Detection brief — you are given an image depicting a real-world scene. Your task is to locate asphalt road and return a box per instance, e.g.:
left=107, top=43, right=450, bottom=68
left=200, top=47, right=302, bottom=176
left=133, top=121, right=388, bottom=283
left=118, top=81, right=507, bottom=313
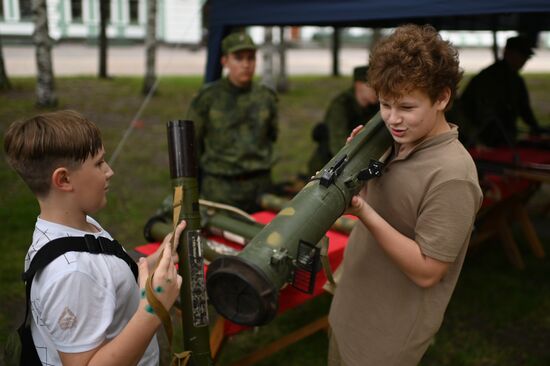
left=4, top=43, right=550, bottom=77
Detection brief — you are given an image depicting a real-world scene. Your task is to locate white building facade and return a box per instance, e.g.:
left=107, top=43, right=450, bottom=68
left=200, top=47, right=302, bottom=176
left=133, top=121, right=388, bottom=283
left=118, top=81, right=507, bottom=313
left=0, top=0, right=203, bottom=43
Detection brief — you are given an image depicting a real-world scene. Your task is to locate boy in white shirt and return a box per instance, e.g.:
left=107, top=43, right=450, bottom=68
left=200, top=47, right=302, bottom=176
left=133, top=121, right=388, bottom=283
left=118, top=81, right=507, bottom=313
left=4, top=110, right=185, bottom=366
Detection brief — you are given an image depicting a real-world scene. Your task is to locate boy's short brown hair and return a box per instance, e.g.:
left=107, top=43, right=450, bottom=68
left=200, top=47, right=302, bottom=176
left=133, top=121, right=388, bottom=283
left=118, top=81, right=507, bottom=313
left=3, top=110, right=103, bottom=198
left=368, top=24, right=462, bottom=110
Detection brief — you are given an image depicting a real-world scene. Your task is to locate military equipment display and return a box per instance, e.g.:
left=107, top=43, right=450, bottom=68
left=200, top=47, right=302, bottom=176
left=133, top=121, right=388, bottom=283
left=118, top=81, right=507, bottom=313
left=144, top=207, right=264, bottom=261
left=206, top=113, right=393, bottom=326
left=166, top=120, right=213, bottom=366
left=259, top=193, right=357, bottom=235
left=147, top=193, right=354, bottom=250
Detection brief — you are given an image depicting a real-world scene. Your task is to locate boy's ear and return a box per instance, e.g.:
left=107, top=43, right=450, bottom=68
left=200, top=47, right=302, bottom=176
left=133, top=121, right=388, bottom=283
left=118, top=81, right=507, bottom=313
left=51, top=167, right=73, bottom=192
left=221, top=55, right=228, bottom=67
left=436, top=87, right=452, bottom=111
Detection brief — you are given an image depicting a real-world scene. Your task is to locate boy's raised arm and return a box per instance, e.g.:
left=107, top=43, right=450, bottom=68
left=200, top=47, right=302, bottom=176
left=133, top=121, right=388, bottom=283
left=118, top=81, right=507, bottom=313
left=60, top=233, right=182, bottom=366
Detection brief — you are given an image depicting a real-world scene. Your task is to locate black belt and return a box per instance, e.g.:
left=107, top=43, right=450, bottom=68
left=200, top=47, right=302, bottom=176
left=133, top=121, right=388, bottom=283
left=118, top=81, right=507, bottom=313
left=206, top=169, right=270, bottom=181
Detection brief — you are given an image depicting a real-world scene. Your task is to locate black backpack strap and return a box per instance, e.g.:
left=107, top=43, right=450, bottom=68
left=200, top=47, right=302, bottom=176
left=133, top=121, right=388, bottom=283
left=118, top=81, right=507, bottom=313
left=22, top=235, right=138, bottom=282
left=18, top=272, right=40, bottom=366
left=19, top=235, right=139, bottom=366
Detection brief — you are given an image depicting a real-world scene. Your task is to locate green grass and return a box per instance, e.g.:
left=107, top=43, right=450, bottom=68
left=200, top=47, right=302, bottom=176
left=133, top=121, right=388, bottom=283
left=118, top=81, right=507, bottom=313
left=1, top=74, right=550, bottom=365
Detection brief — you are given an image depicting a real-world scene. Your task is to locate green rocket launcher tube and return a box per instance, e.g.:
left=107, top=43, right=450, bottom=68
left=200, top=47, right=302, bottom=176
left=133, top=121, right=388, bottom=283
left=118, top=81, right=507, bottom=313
left=206, top=113, right=393, bottom=326
left=167, top=120, right=212, bottom=366
left=259, top=193, right=357, bottom=235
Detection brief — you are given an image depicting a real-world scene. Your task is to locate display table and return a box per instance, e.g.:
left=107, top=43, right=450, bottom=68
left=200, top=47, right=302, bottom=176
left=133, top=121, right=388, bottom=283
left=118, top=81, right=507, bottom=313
left=469, top=146, right=550, bottom=185
left=468, top=147, right=549, bottom=268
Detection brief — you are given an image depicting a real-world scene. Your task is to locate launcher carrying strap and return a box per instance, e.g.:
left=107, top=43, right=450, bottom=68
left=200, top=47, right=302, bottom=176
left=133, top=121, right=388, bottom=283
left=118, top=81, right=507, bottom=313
left=144, top=185, right=192, bottom=366
left=318, top=236, right=335, bottom=286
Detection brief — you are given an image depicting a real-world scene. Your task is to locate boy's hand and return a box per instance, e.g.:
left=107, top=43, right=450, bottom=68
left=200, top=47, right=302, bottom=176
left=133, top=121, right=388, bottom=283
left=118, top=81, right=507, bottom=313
left=345, top=194, right=378, bottom=225
left=138, top=243, right=182, bottom=311
left=162, top=220, right=187, bottom=263
left=345, top=195, right=363, bottom=216
left=148, top=221, right=186, bottom=269
left=345, top=195, right=374, bottom=219
left=346, top=124, right=364, bottom=144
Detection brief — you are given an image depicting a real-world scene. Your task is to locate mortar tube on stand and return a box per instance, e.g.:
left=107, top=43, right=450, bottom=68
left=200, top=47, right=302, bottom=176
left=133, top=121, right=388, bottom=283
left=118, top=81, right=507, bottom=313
left=167, top=120, right=213, bottom=366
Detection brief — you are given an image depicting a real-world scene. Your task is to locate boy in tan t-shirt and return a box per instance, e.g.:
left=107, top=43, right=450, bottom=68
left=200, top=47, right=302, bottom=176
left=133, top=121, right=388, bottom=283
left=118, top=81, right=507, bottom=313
left=328, top=24, right=483, bottom=366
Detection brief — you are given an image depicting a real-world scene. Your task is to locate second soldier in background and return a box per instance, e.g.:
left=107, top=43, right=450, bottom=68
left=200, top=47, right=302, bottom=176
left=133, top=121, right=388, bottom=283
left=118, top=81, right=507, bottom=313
left=308, top=65, right=379, bottom=175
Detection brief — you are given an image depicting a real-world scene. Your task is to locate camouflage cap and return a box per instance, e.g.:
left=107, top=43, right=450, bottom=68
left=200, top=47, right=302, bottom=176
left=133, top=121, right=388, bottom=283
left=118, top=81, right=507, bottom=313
left=353, top=65, right=369, bottom=82
left=222, top=32, right=257, bottom=55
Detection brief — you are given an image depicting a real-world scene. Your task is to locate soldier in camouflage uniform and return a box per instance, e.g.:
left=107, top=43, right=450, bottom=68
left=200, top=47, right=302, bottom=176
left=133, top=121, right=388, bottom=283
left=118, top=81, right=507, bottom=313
left=187, top=32, right=278, bottom=213
left=307, top=65, right=379, bottom=174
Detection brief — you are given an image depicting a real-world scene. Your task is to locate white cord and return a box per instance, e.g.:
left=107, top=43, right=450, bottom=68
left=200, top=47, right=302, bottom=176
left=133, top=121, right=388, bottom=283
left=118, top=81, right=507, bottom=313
left=199, top=199, right=257, bottom=222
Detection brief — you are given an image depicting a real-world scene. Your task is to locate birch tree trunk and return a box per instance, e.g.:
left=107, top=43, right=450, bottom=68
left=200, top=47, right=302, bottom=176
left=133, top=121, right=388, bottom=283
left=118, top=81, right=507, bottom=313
left=276, top=27, right=289, bottom=93
left=142, top=0, right=157, bottom=95
left=0, top=36, right=11, bottom=90
left=369, top=28, right=383, bottom=53
left=262, top=27, right=275, bottom=90
left=33, top=0, right=57, bottom=106
left=331, top=27, right=340, bottom=77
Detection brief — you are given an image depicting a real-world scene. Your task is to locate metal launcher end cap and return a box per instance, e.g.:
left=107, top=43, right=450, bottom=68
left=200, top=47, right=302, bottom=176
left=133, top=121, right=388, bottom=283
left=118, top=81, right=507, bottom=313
left=206, top=256, right=278, bottom=326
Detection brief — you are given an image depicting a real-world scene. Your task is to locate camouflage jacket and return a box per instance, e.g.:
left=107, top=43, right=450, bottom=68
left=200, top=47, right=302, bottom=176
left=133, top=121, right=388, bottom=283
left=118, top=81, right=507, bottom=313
left=187, top=77, right=278, bottom=175
left=326, top=88, right=379, bottom=155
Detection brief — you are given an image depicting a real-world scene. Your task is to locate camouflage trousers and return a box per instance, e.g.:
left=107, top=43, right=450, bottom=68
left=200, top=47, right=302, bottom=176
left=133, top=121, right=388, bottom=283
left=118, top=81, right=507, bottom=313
left=201, top=171, right=273, bottom=213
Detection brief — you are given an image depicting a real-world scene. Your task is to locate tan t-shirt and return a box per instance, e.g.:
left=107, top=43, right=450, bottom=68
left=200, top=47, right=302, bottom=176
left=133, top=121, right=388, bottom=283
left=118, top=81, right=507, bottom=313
left=329, top=125, right=483, bottom=366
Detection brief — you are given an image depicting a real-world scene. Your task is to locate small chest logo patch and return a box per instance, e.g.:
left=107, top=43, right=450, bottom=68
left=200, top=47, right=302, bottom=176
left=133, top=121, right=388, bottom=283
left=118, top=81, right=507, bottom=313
left=58, top=307, right=77, bottom=330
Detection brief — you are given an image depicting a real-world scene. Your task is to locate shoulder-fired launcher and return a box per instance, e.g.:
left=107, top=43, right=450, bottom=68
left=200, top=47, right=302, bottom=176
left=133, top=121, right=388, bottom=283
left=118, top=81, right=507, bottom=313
left=206, top=113, right=393, bottom=326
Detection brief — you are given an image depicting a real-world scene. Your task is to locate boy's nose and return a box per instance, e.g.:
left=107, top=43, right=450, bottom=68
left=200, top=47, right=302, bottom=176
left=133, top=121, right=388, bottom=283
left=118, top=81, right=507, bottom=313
left=105, top=164, right=115, bottom=178
left=386, top=109, right=401, bottom=125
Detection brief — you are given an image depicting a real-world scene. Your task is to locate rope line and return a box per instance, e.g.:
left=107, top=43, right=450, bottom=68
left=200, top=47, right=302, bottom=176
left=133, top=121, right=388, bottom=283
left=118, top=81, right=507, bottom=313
left=108, top=77, right=160, bottom=166
left=108, top=9, right=201, bottom=166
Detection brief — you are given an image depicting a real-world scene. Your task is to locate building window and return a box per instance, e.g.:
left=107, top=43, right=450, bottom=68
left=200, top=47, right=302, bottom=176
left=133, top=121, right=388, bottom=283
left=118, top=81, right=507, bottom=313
left=71, top=0, right=82, bottom=21
left=19, top=0, right=33, bottom=19
left=129, top=0, right=138, bottom=23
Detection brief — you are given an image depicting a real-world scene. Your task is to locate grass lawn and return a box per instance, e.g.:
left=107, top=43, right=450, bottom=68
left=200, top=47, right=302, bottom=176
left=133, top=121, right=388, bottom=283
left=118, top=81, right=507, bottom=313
left=1, top=74, right=550, bottom=365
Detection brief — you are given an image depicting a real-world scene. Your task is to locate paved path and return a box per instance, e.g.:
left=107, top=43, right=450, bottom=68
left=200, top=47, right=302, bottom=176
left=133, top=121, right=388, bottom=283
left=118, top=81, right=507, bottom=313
left=4, top=43, right=550, bottom=77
